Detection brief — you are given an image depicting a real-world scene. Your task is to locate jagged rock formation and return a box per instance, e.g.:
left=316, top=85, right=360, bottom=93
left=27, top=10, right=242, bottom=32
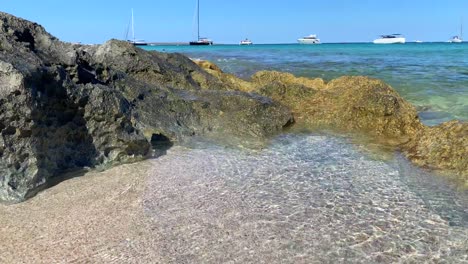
left=0, top=12, right=292, bottom=202
left=0, top=10, right=465, bottom=202
left=195, top=61, right=468, bottom=180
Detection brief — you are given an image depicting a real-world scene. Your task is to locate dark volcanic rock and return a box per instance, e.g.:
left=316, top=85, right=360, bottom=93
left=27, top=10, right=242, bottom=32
left=0, top=14, right=150, bottom=202
left=0, top=12, right=292, bottom=202
left=84, top=40, right=292, bottom=140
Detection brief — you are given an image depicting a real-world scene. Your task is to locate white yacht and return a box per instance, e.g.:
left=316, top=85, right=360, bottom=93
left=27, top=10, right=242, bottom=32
left=297, top=34, right=320, bottom=44
left=448, top=20, right=463, bottom=43
left=373, top=34, right=406, bottom=44
left=240, top=38, right=253, bottom=45
left=448, top=36, right=463, bottom=43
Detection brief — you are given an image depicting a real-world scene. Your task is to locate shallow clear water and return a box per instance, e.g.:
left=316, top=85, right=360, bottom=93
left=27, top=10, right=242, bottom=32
left=143, top=134, right=467, bottom=263
left=140, top=44, right=467, bottom=262
left=144, top=43, right=468, bottom=126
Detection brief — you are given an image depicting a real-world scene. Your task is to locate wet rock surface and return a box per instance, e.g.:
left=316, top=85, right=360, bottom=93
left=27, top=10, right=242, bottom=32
left=0, top=12, right=292, bottom=202
left=404, top=121, right=468, bottom=181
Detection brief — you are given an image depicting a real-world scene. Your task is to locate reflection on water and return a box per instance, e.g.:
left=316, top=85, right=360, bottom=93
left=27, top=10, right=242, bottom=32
left=143, top=134, right=467, bottom=263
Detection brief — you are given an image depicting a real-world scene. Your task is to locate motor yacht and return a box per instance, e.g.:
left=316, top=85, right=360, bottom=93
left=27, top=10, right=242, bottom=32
left=373, top=34, right=406, bottom=44
left=297, top=34, right=320, bottom=44
left=240, top=38, right=253, bottom=45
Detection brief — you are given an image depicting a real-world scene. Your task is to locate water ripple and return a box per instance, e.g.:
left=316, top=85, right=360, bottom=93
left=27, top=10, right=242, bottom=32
left=143, top=134, right=468, bottom=263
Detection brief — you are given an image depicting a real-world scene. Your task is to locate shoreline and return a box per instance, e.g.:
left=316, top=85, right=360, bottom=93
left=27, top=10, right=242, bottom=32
left=1, top=136, right=466, bottom=262
left=0, top=159, right=154, bottom=262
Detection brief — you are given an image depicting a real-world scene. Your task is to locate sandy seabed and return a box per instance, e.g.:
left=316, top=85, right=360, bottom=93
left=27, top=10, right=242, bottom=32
left=1, top=135, right=467, bottom=263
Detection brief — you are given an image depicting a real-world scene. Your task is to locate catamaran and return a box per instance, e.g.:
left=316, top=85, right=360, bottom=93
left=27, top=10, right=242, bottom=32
left=373, top=34, right=406, bottom=44
left=126, top=9, right=148, bottom=46
left=189, top=0, right=213, bottom=45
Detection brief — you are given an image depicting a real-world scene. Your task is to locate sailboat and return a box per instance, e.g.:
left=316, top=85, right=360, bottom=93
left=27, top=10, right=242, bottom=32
left=448, top=19, right=463, bottom=43
left=189, top=0, right=213, bottom=45
left=126, top=9, right=148, bottom=46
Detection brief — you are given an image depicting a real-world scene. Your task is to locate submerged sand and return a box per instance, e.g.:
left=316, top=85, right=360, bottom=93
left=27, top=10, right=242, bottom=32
left=1, top=135, right=467, bottom=263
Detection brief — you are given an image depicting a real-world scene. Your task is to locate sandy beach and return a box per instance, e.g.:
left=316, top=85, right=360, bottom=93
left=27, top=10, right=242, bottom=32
left=0, top=160, right=156, bottom=263
left=1, top=136, right=467, bottom=263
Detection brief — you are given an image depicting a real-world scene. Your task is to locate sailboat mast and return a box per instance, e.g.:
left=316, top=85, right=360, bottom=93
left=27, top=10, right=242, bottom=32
left=461, top=18, right=463, bottom=40
left=132, top=8, right=135, bottom=43
left=197, top=0, right=200, bottom=40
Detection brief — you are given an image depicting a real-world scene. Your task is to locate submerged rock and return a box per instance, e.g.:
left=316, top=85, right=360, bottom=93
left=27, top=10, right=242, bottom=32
left=0, top=12, right=292, bottom=202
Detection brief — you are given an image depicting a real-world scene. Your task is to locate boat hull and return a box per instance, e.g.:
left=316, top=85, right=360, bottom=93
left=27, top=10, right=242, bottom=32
left=240, top=42, right=253, bottom=45
left=297, top=38, right=320, bottom=44
left=449, top=39, right=463, bottom=43
left=373, top=37, right=406, bottom=44
left=189, top=41, right=213, bottom=46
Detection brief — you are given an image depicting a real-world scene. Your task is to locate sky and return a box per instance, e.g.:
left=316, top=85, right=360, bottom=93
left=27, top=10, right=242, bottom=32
left=1, top=0, right=468, bottom=44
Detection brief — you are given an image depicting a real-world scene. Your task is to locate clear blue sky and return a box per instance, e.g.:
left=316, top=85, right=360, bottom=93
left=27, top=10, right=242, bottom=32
left=1, top=0, right=467, bottom=44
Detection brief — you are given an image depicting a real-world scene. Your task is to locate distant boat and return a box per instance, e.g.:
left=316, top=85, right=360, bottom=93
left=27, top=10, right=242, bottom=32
left=126, top=9, right=148, bottom=46
left=448, top=20, right=463, bottom=43
left=297, top=34, right=320, bottom=44
left=448, top=36, right=462, bottom=43
left=240, top=38, right=253, bottom=45
left=415, top=40, right=423, bottom=43
left=373, top=34, right=406, bottom=44
left=189, top=0, right=213, bottom=46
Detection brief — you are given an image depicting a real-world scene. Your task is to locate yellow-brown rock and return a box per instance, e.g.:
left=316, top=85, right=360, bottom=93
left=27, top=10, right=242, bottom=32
left=194, top=60, right=256, bottom=92
left=404, top=121, right=468, bottom=181
left=248, top=73, right=423, bottom=144
left=195, top=60, right=467, bottom=179
left=305, top=76, right=423, bottom=142
left=194, top=60, right=223, bottom=73
left=251, top=71, right=326, bottom=90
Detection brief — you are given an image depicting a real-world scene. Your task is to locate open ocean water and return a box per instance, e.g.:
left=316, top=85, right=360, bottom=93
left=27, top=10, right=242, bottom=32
left=144, top=43, right=468, bottom=126
left=139, top=43, right=468, bottom=262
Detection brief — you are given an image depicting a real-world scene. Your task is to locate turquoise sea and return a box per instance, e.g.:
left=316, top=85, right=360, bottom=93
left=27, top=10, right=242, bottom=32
left=139, top=43, right=468, bottom=261
left=144, top=43, right=468, bottom=126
